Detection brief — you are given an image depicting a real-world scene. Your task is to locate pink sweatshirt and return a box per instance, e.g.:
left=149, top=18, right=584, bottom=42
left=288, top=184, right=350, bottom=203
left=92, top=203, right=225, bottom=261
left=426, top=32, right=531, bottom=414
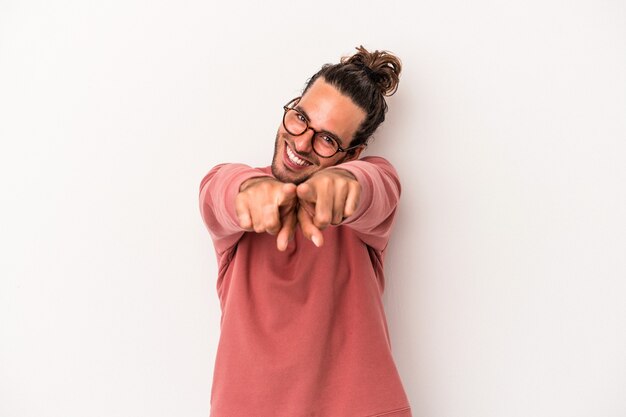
left=199, top=156, right=412, bottom=417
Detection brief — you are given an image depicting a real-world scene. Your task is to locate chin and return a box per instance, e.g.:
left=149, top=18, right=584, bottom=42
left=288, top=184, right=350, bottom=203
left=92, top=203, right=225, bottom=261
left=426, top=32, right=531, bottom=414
left=271, top=132, right=318, bottom=184
left=271, top=162, right=313, bottom=185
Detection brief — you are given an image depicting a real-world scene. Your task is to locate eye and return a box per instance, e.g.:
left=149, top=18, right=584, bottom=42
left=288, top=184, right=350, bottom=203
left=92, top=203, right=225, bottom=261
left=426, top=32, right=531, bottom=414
left=321, top=135, right=337, bottom=145
left=296, top=113, right=306, bottom=123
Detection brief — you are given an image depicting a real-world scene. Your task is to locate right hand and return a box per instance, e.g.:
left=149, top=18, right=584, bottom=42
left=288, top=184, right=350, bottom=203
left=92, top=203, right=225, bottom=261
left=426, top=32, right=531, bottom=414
left=235, top=177, right=298, bottom=251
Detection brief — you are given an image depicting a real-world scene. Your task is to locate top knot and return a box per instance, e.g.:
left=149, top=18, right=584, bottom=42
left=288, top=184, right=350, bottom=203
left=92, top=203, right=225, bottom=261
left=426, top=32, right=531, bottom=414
left=341, top=45, right=402, bottom=96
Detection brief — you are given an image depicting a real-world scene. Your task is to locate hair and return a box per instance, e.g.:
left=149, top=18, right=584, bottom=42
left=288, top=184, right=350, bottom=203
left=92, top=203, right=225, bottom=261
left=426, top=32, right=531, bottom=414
left=302, top=45, right=402, bottom=149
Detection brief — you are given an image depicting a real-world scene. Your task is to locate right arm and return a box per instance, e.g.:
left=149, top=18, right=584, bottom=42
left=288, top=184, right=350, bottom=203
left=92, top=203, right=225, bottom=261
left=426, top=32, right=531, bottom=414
left=199, top=163, right=298, bottom=256
left=198, top=163, right=272, bottom=256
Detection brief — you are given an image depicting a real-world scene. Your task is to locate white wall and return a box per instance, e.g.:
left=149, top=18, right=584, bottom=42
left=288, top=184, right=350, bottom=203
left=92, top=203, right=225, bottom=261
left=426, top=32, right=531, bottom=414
left=1, top=1, right=624, bottom=416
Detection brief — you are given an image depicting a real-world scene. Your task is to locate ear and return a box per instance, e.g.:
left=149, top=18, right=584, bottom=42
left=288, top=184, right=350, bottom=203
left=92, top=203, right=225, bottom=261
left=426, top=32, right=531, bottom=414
left=342, top=145, right=364, bottom=162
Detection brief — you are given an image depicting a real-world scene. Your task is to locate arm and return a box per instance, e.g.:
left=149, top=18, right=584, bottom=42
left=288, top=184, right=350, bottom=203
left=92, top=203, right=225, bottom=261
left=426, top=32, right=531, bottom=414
left=198, top=163, right=272, bottom=256
left=199, top=163, right=299, bottom=255
left=338, top=156, right=401, bottom=251
left=296, top=156, right=401, bottom=251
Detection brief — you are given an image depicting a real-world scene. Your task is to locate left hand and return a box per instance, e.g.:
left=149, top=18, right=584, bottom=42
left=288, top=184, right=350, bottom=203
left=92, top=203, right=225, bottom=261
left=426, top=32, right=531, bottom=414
left=296, top=168, right=361, bottom=247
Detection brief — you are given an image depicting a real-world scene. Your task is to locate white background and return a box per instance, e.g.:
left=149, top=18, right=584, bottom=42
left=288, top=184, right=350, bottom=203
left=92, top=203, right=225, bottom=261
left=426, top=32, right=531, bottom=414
left=1, top=1, right=625, bottom=416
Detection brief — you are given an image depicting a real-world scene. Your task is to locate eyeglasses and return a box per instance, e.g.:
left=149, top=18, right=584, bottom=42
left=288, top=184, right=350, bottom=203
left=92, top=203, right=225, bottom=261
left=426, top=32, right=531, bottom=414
left=282, top=97, right=364, bottom=158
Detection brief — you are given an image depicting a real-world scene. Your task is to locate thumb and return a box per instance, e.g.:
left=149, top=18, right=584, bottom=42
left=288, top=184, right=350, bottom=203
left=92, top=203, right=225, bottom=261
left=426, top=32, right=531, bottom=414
left=277, top=182, right=297, bottom=206
left=296, top=182, right=317, bottom=204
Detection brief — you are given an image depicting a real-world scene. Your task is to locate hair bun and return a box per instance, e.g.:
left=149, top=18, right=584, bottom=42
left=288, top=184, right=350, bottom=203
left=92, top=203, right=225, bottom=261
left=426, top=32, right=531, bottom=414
left=342, top=45, right=402, bottom=96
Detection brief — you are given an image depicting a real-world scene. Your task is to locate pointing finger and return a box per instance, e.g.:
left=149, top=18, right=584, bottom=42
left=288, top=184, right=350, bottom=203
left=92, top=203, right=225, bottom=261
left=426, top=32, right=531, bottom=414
left=297, top=205, right=324, bottom=248
left=276, top=208, right=297, bottom=251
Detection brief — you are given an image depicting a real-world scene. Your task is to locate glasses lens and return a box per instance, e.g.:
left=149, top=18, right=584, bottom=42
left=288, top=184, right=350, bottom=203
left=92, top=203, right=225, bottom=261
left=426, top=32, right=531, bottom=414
left=284, top=109, right=307, bottom=136
left=312, top=133, right=339, bottom=157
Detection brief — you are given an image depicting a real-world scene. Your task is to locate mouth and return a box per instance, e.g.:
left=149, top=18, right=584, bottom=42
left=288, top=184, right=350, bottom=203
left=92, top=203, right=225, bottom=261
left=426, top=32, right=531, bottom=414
left=283, top=142, right=313, bottom=169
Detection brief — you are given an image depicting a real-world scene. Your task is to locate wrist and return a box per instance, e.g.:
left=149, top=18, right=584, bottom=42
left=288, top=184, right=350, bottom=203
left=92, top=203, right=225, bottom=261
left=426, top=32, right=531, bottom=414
left=320, top=167, right=357, bottom=181
left=239, top=176, right=274, bottom=192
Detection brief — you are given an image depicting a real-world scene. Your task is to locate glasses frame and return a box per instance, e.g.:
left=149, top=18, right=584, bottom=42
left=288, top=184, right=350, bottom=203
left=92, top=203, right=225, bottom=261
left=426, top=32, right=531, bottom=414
left=282, top=97, right=365, bottom=159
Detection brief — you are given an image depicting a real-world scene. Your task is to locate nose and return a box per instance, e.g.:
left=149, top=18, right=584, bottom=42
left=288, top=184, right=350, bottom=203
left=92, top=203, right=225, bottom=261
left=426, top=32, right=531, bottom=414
left=293, top=128, right=314, bottom=154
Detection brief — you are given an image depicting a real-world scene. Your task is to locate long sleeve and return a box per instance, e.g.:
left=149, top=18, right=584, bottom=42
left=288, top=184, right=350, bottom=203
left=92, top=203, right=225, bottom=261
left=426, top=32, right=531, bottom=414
left=335, top=156, right=401, bottom=251
left=202, top=158, right=412, bottom=417
left=199, top=163, right=272, bottom=257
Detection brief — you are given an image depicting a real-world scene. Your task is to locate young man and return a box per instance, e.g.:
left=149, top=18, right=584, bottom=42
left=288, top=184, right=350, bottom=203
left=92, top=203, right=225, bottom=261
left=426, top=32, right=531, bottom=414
left=199, top=46, right=412, bottom=417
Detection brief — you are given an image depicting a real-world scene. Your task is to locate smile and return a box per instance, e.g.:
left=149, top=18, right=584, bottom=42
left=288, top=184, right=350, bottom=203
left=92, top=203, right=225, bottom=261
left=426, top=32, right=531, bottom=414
left=285, top=144, right=312, bottom=168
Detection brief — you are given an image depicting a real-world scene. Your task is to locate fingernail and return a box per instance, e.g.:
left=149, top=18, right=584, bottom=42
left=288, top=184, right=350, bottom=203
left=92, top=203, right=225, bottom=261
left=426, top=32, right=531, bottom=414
left=312, top=235, right=321, bottom=247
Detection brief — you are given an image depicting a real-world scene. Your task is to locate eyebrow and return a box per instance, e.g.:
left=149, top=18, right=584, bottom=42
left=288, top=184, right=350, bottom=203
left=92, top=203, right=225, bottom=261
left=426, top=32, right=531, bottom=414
left=295, top=104, right=345, bottom=146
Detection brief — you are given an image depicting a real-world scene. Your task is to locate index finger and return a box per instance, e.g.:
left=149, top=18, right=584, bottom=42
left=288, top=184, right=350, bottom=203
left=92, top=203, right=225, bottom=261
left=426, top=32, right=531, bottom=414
left=297, top=205, right=324, bottom=247
left=276, top=208, right=297, bottom=251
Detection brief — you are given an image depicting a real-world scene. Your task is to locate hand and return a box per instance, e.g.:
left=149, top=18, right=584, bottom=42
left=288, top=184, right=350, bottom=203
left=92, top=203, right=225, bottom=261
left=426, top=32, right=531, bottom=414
left=236, top=177, right=298, bottom=251
left=296, top=168, right=361, bottom=247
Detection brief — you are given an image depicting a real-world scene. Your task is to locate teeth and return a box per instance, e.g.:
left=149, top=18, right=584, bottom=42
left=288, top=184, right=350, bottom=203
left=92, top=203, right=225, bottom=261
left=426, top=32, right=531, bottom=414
left=286, top=146, right=310, bottom=166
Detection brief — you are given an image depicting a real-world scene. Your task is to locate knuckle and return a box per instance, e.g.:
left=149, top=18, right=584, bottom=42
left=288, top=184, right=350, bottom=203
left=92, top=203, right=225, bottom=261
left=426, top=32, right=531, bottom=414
left=253, top=181, right=270, bottom=194
left=235, top=193, right=246, bottom=206
left=318, top=176, right=331, bottom=188
left=315, top=215, right=331, bottom=227
left=266, top=219, right=279, bottom=231
left=262, top=203, right=275, bottom=214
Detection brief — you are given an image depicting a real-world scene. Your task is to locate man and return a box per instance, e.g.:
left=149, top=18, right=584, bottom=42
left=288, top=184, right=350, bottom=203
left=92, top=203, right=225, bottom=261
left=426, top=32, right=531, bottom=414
left=199, top=46, right=411, bottom=417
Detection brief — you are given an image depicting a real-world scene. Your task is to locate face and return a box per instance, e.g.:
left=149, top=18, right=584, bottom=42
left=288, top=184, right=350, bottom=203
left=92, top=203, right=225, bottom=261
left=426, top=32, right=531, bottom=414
left=271, top=78, right=367, bottom=184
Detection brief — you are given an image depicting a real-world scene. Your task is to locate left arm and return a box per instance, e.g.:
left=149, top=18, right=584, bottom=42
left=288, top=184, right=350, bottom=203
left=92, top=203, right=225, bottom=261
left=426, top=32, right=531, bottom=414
left=296, top=156, right=401, bottom=251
